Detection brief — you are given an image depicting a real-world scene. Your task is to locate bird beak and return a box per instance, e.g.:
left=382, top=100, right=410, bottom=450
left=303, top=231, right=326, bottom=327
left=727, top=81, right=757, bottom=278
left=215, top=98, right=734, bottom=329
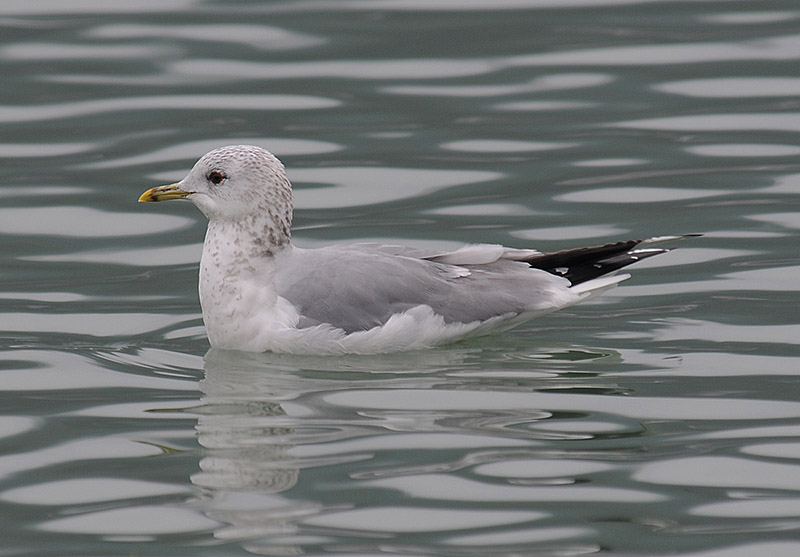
left=138, top=183, right=193, bottom=203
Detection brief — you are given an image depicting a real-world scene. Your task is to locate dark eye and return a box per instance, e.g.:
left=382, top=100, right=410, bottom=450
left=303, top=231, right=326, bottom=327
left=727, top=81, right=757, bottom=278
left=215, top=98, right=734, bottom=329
left=208, top=170, right=226, bottom=185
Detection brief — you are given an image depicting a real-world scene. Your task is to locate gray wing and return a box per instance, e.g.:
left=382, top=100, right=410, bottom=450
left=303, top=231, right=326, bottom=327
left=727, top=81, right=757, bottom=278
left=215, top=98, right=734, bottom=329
left=278, top=245, right=568, bottom=334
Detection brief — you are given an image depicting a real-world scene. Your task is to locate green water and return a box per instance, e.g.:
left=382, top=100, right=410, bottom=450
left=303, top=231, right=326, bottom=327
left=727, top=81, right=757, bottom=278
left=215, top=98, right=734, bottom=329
left=1, top=1, right=800, bottom=555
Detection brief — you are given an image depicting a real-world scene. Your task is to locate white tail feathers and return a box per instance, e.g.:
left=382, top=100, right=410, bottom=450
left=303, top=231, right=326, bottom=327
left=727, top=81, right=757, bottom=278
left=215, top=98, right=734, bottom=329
left=570, top=273, right=630, bottom=297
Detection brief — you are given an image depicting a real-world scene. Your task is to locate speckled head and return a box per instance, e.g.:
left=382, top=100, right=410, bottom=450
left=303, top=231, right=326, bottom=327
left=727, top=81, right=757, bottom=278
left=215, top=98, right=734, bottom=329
left=138, top=144, right=295, bottom=248
left=179, top=145, right=293, bottom=226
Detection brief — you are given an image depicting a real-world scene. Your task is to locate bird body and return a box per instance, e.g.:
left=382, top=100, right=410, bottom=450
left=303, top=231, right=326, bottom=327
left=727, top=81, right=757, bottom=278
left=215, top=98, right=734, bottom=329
left=139, top=145, right=691, bottom=355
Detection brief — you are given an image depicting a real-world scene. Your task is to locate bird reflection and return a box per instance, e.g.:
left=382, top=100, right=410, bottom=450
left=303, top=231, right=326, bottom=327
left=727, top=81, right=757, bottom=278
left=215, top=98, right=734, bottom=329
left=191, top=350, right=306, bottom=547
left=190, top=347, right=475, bottom=552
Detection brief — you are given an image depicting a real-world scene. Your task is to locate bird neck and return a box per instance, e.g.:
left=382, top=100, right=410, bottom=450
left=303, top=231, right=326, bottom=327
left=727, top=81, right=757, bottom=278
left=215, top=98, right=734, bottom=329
left=201, top=218, right=291, bottom=282
left=198, top=219, right=293, bottom=348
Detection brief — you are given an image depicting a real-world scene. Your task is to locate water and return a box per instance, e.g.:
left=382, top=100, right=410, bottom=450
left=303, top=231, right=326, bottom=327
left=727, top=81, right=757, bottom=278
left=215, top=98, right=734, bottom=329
left=1, top=1, right=799, bottom=555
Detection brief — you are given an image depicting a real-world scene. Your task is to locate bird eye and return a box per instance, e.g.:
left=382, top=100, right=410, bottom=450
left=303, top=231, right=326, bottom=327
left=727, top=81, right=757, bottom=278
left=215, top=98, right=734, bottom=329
left=208, top=171, right=226, bottom=185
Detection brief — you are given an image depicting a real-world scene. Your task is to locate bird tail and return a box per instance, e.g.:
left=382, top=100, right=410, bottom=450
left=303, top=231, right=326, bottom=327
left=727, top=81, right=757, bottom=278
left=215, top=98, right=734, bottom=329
left=523, top=234, right=700, bottom=286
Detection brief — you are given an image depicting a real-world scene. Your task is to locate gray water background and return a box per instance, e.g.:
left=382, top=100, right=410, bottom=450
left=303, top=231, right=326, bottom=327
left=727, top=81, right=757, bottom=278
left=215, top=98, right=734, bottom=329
left=1, top=1, right=800, bottom=555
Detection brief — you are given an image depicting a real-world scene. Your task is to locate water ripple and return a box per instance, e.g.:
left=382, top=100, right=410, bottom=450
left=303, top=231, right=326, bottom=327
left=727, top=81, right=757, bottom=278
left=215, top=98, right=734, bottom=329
left=703, top=10, right=800, bottom=25
left=364, top=473, right=666, bottom=503
left=511, top=224, right=628, bottom=241
left=442, top=139, right=577, bottom=153
left=0, top=94, right=340, bottom=123
left=39, top=506, right=219, bottom=535
left=324, top=389, right=800, bottom=420
left=1, top=42, right=173, bottom=60
left=0, top=434, right=161, bottom=481
left=384, top=72, right=614, bottom=97
left=495, top=100, right=597, bottom=111
left=693, top=499, right=800, bottom=519
left=634, top=456, right=800, bottom=490
left=84, top=138, right=343, bottom=170
left=0, top=416, right=40, bottom=441
left=555, top=186, right=730, bottom=203
left=290, top=167, right=504, bottom=209
left=652, top=318, right=800, bottom=346
left=0, top=142, right=98, bottom=157
left=0, top=206, right=193, bottom=237
left=302, top=506, right=546, bottom=533
left=0, top=350, right=195, bottom=391
left=1, top=478, right=190, bottom=505
left=686, top=144, right=800, bottom=157
left=656, top=77, right=800, bottom=98
left=510, top=33, right=800, bottom=66
left=21, top=244, right=203, bottom=266
left=85, top=23, right=325, bottom=51
left=742, top=443, right=800, bottom=459
left=613, top=112, right=800, bottom=132
left=0, top=1, right=194, bottom=15
left=474, top=458, right=614, bottom=478
left=445, top=526, right=596, bottom=547
left=276, top=0, right=699, bottom=11
left=170, top=57, right=500, bottom=81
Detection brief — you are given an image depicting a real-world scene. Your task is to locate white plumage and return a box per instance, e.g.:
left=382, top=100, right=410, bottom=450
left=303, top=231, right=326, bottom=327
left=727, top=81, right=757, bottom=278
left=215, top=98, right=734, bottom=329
left=139, top=145, right=689, bottom=355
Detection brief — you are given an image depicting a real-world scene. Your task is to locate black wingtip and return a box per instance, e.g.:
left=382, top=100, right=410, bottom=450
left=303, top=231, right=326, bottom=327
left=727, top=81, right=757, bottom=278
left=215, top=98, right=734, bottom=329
left=525, top=234, right=699, bottom=286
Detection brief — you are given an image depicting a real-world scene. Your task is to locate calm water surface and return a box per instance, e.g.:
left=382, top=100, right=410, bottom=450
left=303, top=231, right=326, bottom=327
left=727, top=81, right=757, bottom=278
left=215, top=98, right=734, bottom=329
left=1, top=1, right=800, bottom=555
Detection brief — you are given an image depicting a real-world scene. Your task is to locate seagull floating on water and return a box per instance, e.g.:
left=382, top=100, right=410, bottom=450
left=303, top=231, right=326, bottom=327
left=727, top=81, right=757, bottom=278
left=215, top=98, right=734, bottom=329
left=139, top=144, right=694, bottom=355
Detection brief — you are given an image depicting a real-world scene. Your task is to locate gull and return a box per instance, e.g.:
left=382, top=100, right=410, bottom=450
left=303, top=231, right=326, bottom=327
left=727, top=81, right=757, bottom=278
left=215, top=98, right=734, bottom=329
left=139, top=144, right=693, bottom=355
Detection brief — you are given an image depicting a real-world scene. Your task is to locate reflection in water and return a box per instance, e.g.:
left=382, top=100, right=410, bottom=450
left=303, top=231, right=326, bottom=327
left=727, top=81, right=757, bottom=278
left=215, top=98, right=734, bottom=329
left=189, top=347, right=636, bottom=553
left=192, top=348, right=527, bottom=550
left=194, top=350, right=306, bottom=546
left=190, top=342, right=800, bottom=554
left=193, top=349, right=477, bottom=549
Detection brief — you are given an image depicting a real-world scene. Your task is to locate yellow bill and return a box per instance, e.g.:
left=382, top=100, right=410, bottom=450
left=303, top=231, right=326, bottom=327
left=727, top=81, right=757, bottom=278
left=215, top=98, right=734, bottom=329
left=138, top=183, right=193, bottom=203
